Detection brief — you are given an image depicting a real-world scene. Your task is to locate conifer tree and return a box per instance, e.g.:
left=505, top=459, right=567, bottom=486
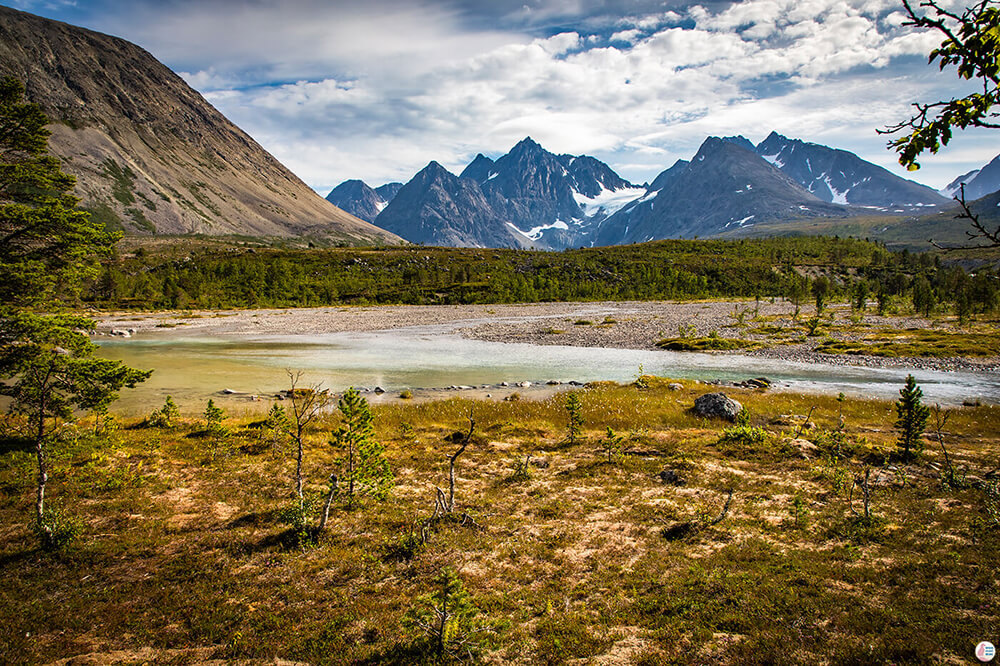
left=895, top=375, right=930, bottom=460
left=330, top=388, right=393, bottom=502
left=405, top=567, right=483, bottom=660
left=0, top=77, right=149, bottom=547
left=565, top=392, right=584, bottom=445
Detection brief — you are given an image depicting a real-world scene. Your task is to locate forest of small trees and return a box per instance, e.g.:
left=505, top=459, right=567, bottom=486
left=82, top=237, right=999, bottom=319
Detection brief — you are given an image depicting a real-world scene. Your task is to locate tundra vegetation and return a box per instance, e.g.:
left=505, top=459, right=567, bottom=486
left=1, top=377, right=997, bottom=663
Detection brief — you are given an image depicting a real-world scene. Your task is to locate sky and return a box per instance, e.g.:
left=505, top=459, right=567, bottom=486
left=3, top=0, right=997, bottom=194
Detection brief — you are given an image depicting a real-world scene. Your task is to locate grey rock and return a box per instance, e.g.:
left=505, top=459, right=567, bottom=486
left=693, top=392, right=743, bottom=421
left=667, top=383, right=683, bottom=391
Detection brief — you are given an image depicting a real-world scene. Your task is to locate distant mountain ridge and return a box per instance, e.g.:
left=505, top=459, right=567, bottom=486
left=332, top=132, right=967, bottom=250
left=754, top=132, right=947, bottom=209
left=325, top=180, right=402, bottom=223
left=363, top=137, right=644, bottom=249
left=373, top=161, right=532, bottom=248
left=596, top=137, right=849, bottom=245
left=0, top=5, right=400, bottom=244
left=941, top=153, right=1000, bottom=201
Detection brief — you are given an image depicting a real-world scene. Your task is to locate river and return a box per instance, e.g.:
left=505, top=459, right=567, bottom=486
left=94, top=326, right=1000, bottom=415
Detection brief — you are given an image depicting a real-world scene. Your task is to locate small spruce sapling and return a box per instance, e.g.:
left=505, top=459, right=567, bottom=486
left=895, top=374, right=929, bottom=460
left=565, top=392, right=584, bottom=445
left=261, top=403, right=290, bottom=456
left=337, top=387, right=393, bottom=502
left=321, top=388, right=393, bottom=527
left=204, top=399, right=226, bottom=436
left=405, top=567, right=484, bottom=661
left=601, top=426, right=625, bottom=464
left=146, top=395, right=180, bottom=428
left=203, top=399, right=229, bottom=462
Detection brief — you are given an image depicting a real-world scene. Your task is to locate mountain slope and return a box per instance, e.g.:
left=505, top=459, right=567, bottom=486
left=325, top=179, right=397, bottom=223
left=952, top=154, right=1000, bottom=201
left=597, top=138, right=848, bottom=245
left=755, top=131, right=946, bottom=209
left=374, top=162, right=533, bottom=249
left=0, top=5, right=399, bottom=244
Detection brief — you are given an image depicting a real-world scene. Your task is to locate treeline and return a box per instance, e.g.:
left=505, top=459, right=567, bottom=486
left=81, top=237, right=998, bottom=316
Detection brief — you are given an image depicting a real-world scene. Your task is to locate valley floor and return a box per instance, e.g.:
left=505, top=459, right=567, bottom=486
left=96, top=299, right=1000, bottom=374
left=1, top=380, right=997, bottom=664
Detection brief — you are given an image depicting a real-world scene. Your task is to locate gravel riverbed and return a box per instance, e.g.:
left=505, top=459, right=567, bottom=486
left=96, top=300, right=999, bottom=375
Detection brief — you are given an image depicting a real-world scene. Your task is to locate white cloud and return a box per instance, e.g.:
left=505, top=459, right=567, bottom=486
left=91, top=0, right=998, bottom=190
left=609, top=29, right=643, bottom=43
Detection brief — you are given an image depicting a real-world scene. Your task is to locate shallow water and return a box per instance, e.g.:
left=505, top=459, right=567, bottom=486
left=94, top=327, right=1000, bottom=415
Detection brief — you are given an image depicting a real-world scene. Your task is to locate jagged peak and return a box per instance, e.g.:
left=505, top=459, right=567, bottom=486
left=510, top=136, right=545, bottom=155
left=421, top=160, right=453, bottom=177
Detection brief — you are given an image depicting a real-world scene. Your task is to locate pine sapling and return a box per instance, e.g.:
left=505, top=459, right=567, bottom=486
left=322, top=388, right=393, bottom=527
left=405, top=567, right=483, bottom=661
left=895, top=374, right=929, bottom=460
left=565, top=392, right=583, bottom=445
left=601, top=426, right=625, bottom=464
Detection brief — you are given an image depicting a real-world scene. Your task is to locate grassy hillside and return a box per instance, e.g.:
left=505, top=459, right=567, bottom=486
left=1, top=380, right=997, bottom=663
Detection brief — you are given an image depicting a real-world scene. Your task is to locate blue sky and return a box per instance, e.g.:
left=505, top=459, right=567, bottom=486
left=3, top=0, right=996, bottom=193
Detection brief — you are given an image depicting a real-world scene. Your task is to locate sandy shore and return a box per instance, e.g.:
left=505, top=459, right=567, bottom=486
left=96, top=300, right=1000, bottom=374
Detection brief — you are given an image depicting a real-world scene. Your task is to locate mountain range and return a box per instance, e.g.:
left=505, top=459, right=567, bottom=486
left=0, top=5, right=400, bottom=245
left=333, top=132, right=984, bottom=250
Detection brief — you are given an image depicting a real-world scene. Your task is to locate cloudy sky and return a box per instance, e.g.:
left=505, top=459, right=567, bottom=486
left=3, top=0, right=996, bottom=193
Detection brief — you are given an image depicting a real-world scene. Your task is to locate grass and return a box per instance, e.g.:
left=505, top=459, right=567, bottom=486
left=656, top=336, right=761, bottom=351
left=816, top=327, right=1000, bottom=358
left=1, top=382, right=998, bottom=664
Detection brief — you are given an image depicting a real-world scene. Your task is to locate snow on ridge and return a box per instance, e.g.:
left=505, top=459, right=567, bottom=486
left=507, top=219, right=570, bottom=241
left=375, top=199, right=389, bottom=214
left=823, top=176, right=850, bottom=205
left=940, top=169, right=979, bottom=198
left=487, top=172, right=499, bottom=181
left=573, top=184, right=646, bottom=218
left=761, top=153, right=784, bottom=168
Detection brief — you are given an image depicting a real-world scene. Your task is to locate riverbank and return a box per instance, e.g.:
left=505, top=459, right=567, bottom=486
left=96, top=300, right=1000, bottom=374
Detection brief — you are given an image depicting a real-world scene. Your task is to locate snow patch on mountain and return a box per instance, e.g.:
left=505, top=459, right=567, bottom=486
left=760, top=154, right=784, bottom=168
left=823, top=176, right=849, bottom=205
left=725, top=214, right=755, bottom=228
left=573, top=185, right=646, bottom=217
left=507, top=219, right=570, bottom=241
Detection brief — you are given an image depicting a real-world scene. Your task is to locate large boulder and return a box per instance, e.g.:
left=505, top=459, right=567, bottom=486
left=693, top=392, right=743, bottom=422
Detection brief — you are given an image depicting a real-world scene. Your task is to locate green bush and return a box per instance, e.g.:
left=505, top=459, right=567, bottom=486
left=35, top=504, right=82, bottom=551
